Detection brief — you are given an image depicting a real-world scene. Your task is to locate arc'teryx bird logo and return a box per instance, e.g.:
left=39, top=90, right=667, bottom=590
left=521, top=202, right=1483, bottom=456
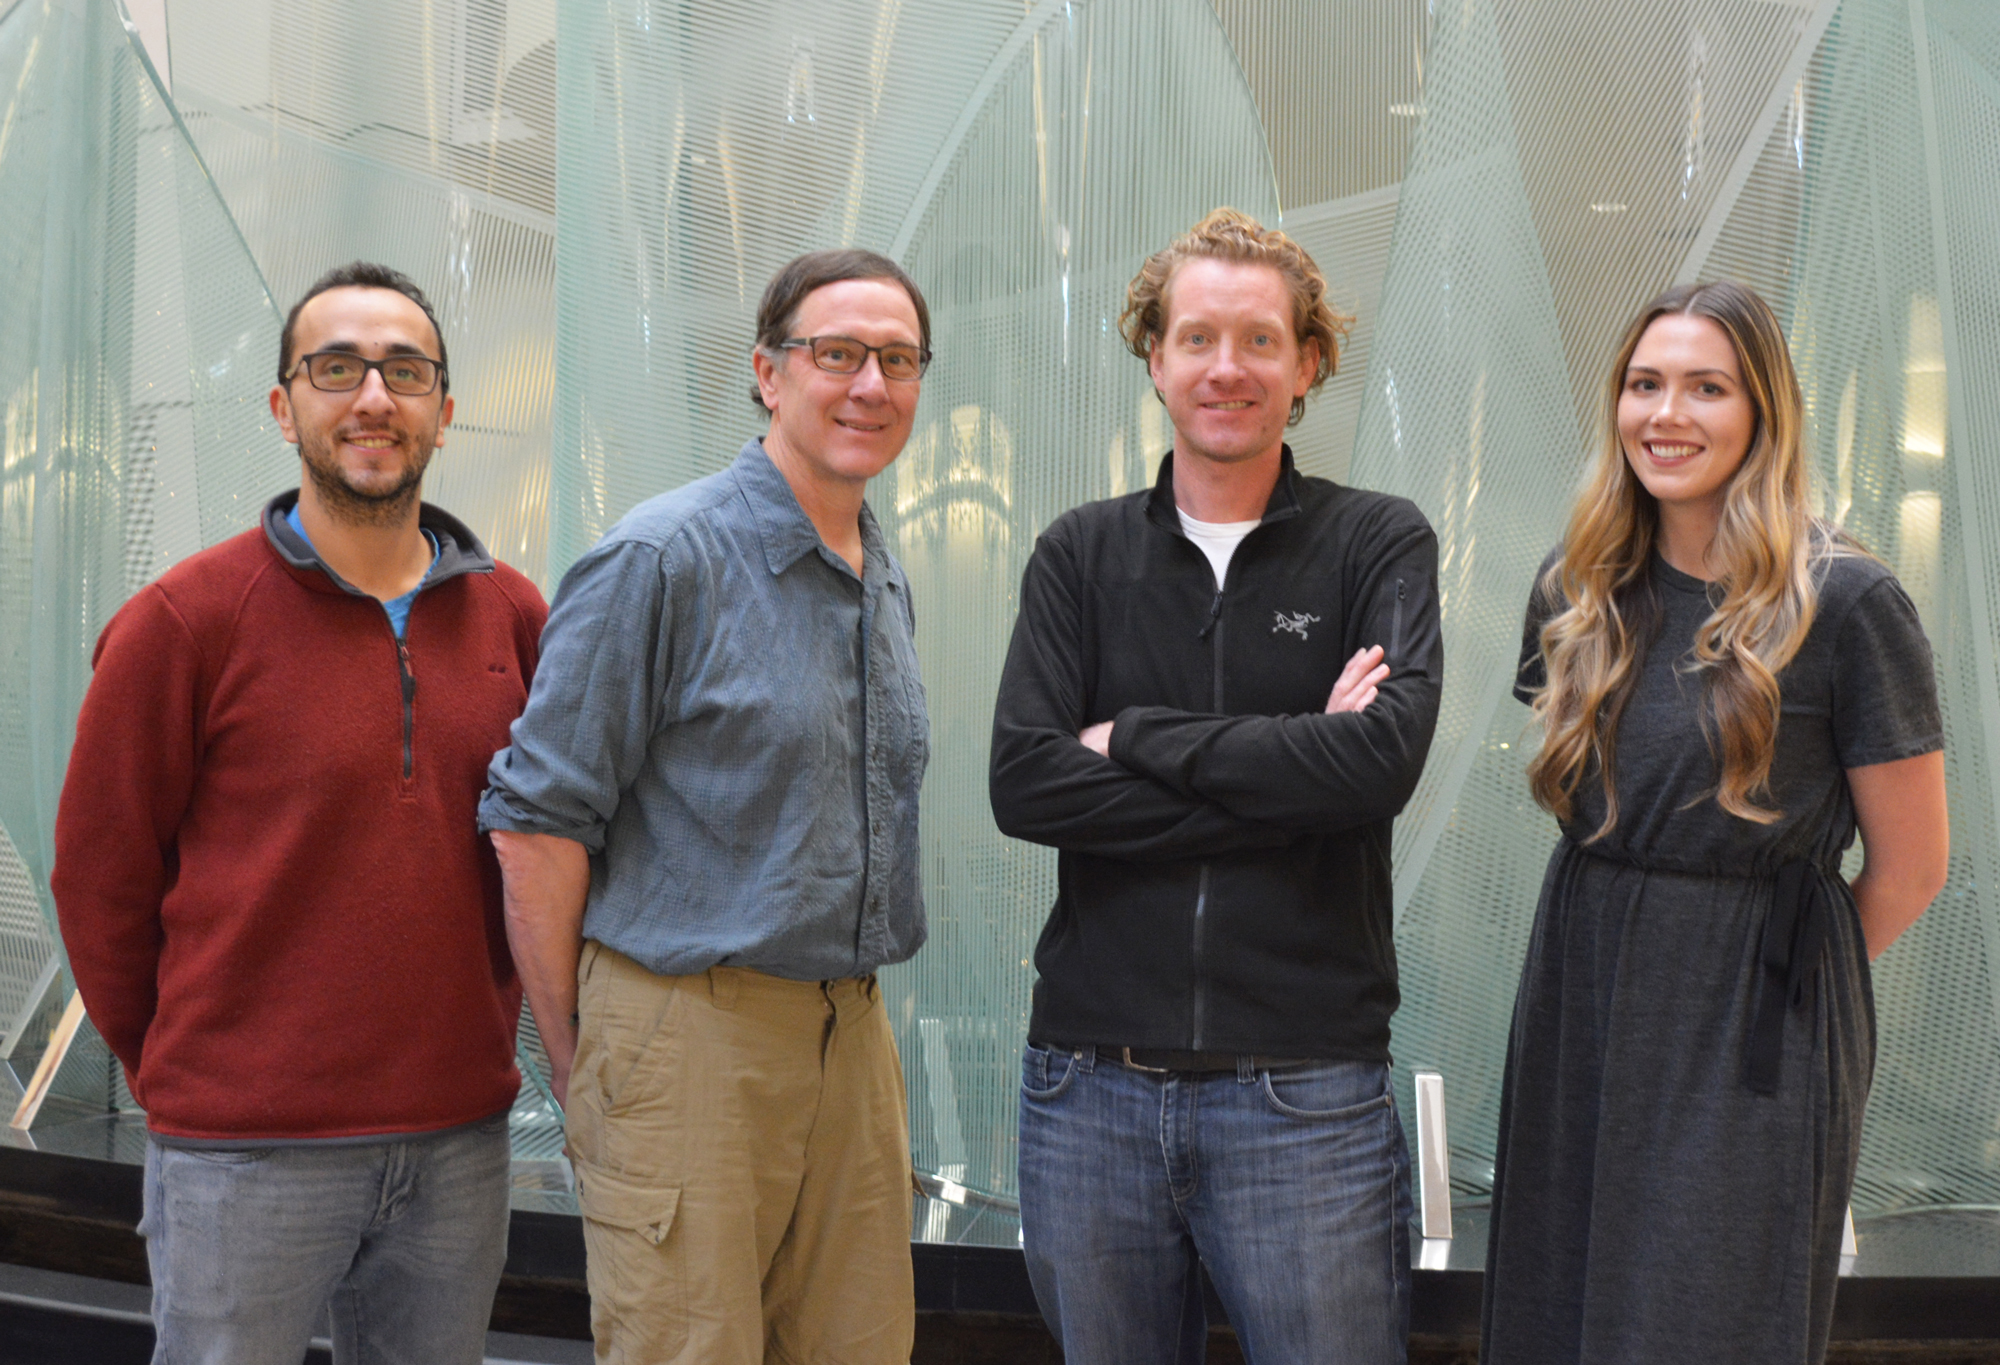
left=1272, top=611, right=1322, bottom=641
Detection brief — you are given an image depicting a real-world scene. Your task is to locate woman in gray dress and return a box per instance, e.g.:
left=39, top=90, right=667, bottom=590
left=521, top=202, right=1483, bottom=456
left=1482, top=281, right=1950, bottom=1364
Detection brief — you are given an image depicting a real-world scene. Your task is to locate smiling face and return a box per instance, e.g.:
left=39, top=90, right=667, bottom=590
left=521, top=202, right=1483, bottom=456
left=753, top=277, right=923, bottom=497
left=1148, top=257, right=1318, bottom=477
left=269, top=285, right=453, bottom=524
left=1617, top=312, right=1757, bottom=527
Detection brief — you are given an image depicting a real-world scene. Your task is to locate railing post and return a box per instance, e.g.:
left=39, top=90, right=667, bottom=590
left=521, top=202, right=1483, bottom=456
left=1413, top=1070, right=1453, bottom=1268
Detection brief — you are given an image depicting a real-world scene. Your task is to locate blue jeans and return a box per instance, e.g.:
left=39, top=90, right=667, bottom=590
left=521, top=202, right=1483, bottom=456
left=141, top=1116, right=511, bottom=1365
left=1018, top=1045, right=1412, bottom=1365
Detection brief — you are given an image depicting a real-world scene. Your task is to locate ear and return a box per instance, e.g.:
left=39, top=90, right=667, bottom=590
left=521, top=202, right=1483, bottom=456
left=752, top=347, right=784, bottom=414
left=434, top=393, right=455, bottom=448
left=270, top=383, right=299, bottom=444
left=1147, top=340, right=1165, bottom=393
left=1293, top=337, right=1320, bottom=398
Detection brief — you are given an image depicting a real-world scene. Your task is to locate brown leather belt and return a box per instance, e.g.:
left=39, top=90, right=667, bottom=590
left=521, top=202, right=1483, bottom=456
left=1113, top=1047, right=1312, bottom=1074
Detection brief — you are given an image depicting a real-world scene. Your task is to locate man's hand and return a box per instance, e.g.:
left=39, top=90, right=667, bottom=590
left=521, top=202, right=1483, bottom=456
left=1079, top=720, right=1114, bottom=756
left=1327, top=645, right=1389, bottom=714
left=490, top=830, right=591, bottom=1107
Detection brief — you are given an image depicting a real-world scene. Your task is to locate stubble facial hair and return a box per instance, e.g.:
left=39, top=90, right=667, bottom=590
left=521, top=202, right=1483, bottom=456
left=298, top=428, right=433, bottom=527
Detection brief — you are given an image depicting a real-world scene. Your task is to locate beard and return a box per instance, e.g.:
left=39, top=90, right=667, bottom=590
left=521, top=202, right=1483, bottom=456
left=297, top=427, right=434, bottom=526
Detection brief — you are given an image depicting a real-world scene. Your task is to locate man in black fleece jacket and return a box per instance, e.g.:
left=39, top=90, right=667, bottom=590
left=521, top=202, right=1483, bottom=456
left=990, top=209, right=1442, bottom=1364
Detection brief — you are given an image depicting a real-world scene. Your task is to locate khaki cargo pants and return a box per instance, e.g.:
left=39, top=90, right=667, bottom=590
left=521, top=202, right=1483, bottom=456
left=565, top=943, right=915, bottom=1365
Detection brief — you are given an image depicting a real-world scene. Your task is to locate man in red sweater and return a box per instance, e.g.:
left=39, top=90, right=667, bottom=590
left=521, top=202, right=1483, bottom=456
left=52, top=263, right=547, bottom=1365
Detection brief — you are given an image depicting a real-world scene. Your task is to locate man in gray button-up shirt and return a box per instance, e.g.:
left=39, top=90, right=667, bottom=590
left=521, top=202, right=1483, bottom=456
left=479, top=249, right=931, bottom=1364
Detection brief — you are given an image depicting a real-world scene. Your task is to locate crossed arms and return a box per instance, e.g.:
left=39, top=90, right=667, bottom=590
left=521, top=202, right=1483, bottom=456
left=989, top=518, right=1443, bottom=860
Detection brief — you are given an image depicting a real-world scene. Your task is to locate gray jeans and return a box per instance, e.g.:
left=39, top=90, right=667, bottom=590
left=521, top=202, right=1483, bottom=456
left=140, top=1116, right=511, bottom=1365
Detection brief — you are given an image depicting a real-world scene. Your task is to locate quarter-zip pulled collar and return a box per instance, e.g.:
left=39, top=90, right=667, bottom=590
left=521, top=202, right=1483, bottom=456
left=261, top=490, right=496, bottom=599
left=262, top=490, right=490, bottom=789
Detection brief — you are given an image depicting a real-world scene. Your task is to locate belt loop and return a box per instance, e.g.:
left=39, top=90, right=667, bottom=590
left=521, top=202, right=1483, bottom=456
left=708, top=967, right=738, bottom=1010
left=863, top=973, right=879, bottom=1003
left=1237, top=1055, right=1255, bottom=1084
left=1077, top=1045, right=1097, bottom=1075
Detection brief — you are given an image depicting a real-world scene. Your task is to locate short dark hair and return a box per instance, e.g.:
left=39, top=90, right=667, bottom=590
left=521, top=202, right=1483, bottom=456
left=750, top=249, right=930, bottom=409
left=278, top=262, right=450, bottom=394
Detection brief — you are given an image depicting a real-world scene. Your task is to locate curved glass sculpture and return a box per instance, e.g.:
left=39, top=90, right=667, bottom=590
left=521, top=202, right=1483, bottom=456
left=5, top=0, right=1997, bottom=1252
left=0, top=0, right=279, bottom=1099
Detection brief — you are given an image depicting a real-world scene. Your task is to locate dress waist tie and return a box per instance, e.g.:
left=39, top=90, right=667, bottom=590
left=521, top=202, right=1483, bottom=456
left=1743, top=859, right=1836, bottom=1096
left=1559, top=840, right=1835, bottom=1097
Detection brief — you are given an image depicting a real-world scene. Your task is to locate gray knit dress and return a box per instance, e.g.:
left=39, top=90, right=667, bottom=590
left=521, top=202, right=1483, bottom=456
left=1480, top=548, right=1943, bottom=1365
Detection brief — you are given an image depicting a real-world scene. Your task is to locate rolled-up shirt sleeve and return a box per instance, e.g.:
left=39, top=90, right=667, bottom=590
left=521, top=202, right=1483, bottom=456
left=479, top=538, right=674, bottom=852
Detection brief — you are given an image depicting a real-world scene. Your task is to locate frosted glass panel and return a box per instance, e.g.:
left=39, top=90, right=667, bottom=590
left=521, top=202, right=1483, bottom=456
left=163, top=0, right=558, bottom=584
left=1341, top=0, right=1584, bottom=1199
left=0, top=0, right=282, bottom=1091
left=1811, top=0, right=2000, bottom=1217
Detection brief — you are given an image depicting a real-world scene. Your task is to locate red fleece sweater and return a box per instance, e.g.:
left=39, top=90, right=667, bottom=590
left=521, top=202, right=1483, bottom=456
left=53, top=502, right=546, bottom=1141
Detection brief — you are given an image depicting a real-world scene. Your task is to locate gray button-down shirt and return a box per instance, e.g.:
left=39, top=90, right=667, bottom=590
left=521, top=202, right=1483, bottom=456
left=478, top=440, right=928, bottom=980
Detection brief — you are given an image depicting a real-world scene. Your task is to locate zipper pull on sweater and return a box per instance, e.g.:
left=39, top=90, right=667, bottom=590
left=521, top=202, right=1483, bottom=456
left=1198, top=590, right=1223, bottom=641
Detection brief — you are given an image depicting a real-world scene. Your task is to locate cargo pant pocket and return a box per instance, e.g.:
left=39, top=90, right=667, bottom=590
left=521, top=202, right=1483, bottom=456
left=575, top=1161, right=685, bottom=1363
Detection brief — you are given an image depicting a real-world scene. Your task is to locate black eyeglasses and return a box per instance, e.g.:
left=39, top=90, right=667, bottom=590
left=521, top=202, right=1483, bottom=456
left=778, top=336, right=930, bottom=382
left=287, top=351, right=446, bottom=396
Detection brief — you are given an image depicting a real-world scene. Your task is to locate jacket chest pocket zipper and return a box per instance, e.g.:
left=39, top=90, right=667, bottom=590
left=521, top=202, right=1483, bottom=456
left=1389, top=578, right=1406, bottom=663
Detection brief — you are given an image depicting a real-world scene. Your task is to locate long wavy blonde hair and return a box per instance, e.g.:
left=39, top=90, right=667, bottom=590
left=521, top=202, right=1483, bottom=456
left=1527, top=280, right=1848, bottom=836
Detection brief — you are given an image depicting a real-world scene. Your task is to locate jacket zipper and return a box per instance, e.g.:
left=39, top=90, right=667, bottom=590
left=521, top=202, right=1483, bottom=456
left=1390, top=577, right=1406, bottom=662
left=1191, top=866, right=1211, bottom=1048
left=1192, top=586, right=1226, bottom=1050
left=396, top=640, right=417, bottom=780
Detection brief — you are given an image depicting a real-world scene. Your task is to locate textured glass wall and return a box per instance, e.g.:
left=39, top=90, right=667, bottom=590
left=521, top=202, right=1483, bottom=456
left=162, top=0, right=558, bottom=584
left=1373, top=0, right=2000, bottom=1234
left=4, top=0, right=1997, bottom=1256
left=1783, top=0, right=2000, bottom=1222
left=1209, top=0, right=1427, bottom=485
left=556, top=0, right=1278, bottom=1241
left=0, top=0, right=280, bottom=1107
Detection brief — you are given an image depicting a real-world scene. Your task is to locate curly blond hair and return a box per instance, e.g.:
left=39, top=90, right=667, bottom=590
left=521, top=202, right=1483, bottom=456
left=1119, top=208, right=1351, bottom=424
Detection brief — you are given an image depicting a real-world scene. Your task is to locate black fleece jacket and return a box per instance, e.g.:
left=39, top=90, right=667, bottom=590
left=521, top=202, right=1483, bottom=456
left=989, top=448, right=1442, bottom=1058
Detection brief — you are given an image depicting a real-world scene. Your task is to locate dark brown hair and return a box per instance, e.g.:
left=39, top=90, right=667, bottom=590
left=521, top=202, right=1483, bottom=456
left=278, top=262, right=448, bottom=393
left=750, top=249, right=931, bottom=408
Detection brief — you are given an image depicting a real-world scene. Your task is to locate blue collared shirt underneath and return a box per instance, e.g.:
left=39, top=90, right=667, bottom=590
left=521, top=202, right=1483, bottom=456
left=478, top=439, right=929, bottom=980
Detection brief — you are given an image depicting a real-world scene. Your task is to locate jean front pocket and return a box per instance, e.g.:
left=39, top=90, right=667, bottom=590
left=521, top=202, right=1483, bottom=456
left=1020, top=1043, right=1081, bottom=1103
left=1258, top=1062, right=1393, bottom=1122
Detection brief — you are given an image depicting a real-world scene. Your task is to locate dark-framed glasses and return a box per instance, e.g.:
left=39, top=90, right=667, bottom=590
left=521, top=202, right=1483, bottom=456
left=288, top=351, right=446, bottom=396
left=778, top=335, right=930, bottom=382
